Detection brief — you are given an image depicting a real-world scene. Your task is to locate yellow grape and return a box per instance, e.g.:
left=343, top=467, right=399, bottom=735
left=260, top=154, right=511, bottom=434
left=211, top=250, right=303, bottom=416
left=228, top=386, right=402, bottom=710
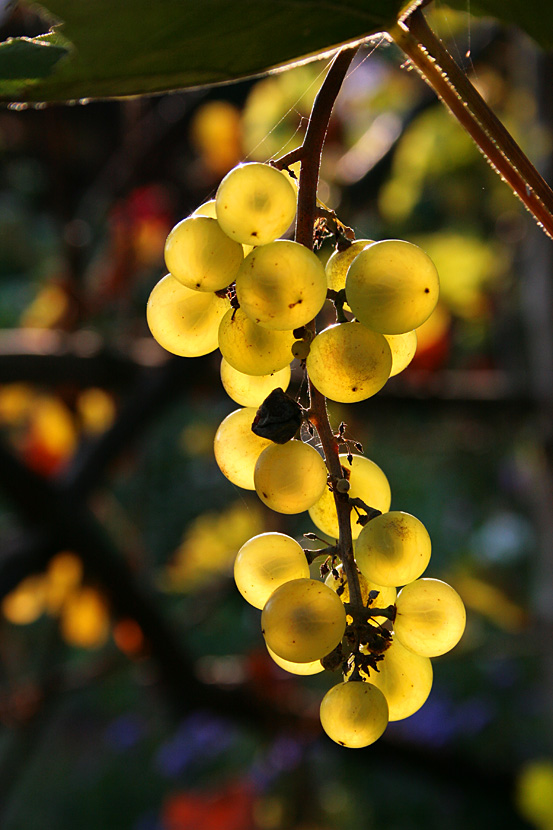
left=325, top=239, right=373, bottom=293
left=219, top=357, right=291, bottom=407
left=236, top=240, right=327, bottom=330
left=261, top=577, right=346, bottom=663
left=216, top=162, right=297, bottom=246
left=325, top=564, right=396, bottom=621
left=367, top=637, right=432, bottom=721
left=164, top=216, right=244, bottom=292
left=147, top=274, right=230, bottom=357
left=319, top=681, right=389, bottom=748
left=355, top=511, right=431, bottom=588
left=193, top=200, right=253, bottom=256
left=218, top=307, right=295, bottom=376
left=308, top=453, right=391, bottom=541
left=345, top=239, right=439, bottom=334
left=394, top=578, right=466, bottom=657
left=254, top=440, right=328, bottom=514
left=192, top=199, right=217, bottom=218
left=305, top=323, right=392, bottom=403
left=213, top=407, right=272, bottom=490
left=384, top=331, right=417, bottom=377
left=234, top=532, right=310, bottom=609
left=266, top=645, right=324, bottom=676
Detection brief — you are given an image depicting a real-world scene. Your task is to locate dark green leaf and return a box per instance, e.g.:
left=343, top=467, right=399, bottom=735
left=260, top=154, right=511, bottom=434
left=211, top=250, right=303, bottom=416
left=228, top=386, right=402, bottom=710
left=445, top=0, right=552, bottom=51
left=1, top=0, right=406, bottom=103
left=0, top=32, right=68, bottom=97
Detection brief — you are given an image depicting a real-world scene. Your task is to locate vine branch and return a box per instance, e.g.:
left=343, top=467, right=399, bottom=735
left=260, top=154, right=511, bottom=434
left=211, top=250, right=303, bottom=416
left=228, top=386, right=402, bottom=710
left=391, top=7, right=553, bottom=240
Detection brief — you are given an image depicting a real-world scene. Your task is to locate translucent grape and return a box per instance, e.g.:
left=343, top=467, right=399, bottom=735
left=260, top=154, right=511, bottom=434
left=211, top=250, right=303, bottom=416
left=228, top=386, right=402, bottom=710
left=147, top=274, right=230, bottom=357
left=234, top=532, right=309, bottom=609
left=213, top=407, right=272, bottom=490
left=193, top=200, right=253, bottom=256
left=261, top=577, right=346, bottom=663
left=220, top=358, right=291, bottom=407
left=325, top=564, right=396, bottom=621
left=218, top=308, right=295, bottom=376
left=367, top=637, right=432, bottom=721
left=356, top=511, right=431, bottom=588
left=216, top=162, right=297, bottom=246
left=345, top=239, right=439, bottom=334
left=394, top=578, right=466, bottom=657
left=308, top=453, right=391, bottom=541
left=325, top=239, right=373, bottom=293
left=236, top=240, right=327, bottom=330
left=306, top=323, right=392, bottom=403
left=267, top=645, right=324, bottom=676
left=384, top=330, right=417, bottom=377
left=319, top=681, right=389, bottom=748
left=164, top=216, right=243, bottom=292
left=254, top=440, right=328, bottom=514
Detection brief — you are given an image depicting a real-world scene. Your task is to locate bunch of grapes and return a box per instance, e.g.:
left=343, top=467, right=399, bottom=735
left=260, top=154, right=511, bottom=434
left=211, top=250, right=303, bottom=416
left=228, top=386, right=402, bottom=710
left=147, top=160, right=466, bottom=748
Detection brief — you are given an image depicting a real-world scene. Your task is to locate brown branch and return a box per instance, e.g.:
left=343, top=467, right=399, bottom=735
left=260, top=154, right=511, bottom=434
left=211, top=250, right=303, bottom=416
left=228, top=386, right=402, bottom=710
left=391, top=8, right=553, bottom=240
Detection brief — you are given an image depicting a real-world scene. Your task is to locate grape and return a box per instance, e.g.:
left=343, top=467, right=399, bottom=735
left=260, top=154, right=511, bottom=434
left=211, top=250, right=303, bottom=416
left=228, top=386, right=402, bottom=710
left=218, top=307, right=295, bottom=376
left=325, top=564, right=396, bottom=621
left=355, top=511, right=431, bottom=588
left=306, top=323, right=391, bottom=403
left=394, top=578, right=466, bottom=657
left=308, top=453, right=391, bottom=541
left=147, top=274, right=230, bottom=357
left=220, top=358, right=291, bottom=407
left=325, top=239, right=373, bottom=293
left=345, top=239, right=439, bottom=334
left=192, top=199, right=217, bottom=218
left=164, top=216, right=244, bottom=292
left=213, top=407, right=272, bottom=490
left=234, top=532, right=310, bottom=609
left=266, top=645, right=324, bottom=676
left=367, top=637, right=432, bottom=721
left=236, top=240, right=327, bottom=330
left=319, top=681, right=389, bottom=748
left=254, top=440, right=328, bottom=514
left=261, top=577, right=346, bottom=663
left=216, top=162, right=297, bottom=246
left=384, top=330, right=417, bottom=377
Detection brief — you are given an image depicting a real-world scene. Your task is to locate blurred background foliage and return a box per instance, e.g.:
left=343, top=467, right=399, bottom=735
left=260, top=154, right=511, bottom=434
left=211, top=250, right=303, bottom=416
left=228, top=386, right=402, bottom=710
left=0, top=3, right=552, bottom=829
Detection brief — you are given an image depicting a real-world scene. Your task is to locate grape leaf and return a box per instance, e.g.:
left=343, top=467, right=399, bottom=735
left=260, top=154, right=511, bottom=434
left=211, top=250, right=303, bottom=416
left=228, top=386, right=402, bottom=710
left=444, top=0, right=552, bottom=50
left=0, top=32, right=68, bottom=97
left=0, top=0, right=406, bottom=103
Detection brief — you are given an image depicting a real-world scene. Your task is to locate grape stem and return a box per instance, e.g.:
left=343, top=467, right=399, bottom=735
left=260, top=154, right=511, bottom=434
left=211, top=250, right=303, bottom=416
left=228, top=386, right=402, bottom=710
left=390, top=7, right=553, bottom=240
left=275, top=46, right=366, bottom=621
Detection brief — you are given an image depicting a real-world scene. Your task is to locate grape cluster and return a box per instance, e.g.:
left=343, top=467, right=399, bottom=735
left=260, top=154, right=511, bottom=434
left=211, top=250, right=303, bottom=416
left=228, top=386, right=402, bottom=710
left=147, top=161, right=466, bottom=749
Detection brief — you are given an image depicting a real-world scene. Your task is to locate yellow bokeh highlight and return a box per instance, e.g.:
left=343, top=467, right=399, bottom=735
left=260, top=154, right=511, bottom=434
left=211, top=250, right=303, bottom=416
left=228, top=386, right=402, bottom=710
left=517, top=759, right=553, bottom=830
left=190, top=100, right=242, bottom=175
left=28, top=396, right=77, bottom=461
left=77, top=388, right=116, bottom=434
left=20, top=283, right=71, bottom=329
left=2, top=575, right=47, bottom=624
left=60, top=586, right=110, bottom=649
left=166, top=501, right=264, bottom=591
left=0, top=383, right=35, bottom=425
left=454, top=573, right=527, bottom=632
left=45, top=552, right=83, bottom=615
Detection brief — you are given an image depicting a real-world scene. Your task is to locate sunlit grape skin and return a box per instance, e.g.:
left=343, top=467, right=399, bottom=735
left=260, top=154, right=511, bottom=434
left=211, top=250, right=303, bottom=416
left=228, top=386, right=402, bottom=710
left=236, top=240, right=327, bottom=330
left=308, top=453, right=391, bottom=541
left=216, top=162, right=297, bottom=246
left=219, top=358, right=291, bottom=407
left=319, top=681, right=389, bottom=748
left=213, top=407, right=272, bottom=490
left=306, top=323, right=392, bottom=403
left=164, top=215, right=243, bottom=292
left=355, top=511, right=432, bottom=588
left=266, top=645, right=324, bottom=676
left=147, top=274, right=230, bottom=357
left=345, top=239, right=439, bottom=334
left=262, top=578, right=346, bottom=664
left=218, top=307, right=295, bottom=376
left=325, top=238, right=373, bottom=294
left=234, top=532, right=310, bottom=609
left=394, top=578, right=466, bottom=657
left=254, top=440, right=328, bottom=514
left=367, top=637, right=433, bottom=721
left=384, top=330, right=418, bottom=377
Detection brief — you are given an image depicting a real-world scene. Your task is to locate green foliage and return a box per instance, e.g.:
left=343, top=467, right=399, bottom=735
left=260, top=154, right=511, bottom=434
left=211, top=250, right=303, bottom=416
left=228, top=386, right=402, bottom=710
left=0, top=0, right=405, bottom=102
left=445, top=0, right=553, bottom=50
